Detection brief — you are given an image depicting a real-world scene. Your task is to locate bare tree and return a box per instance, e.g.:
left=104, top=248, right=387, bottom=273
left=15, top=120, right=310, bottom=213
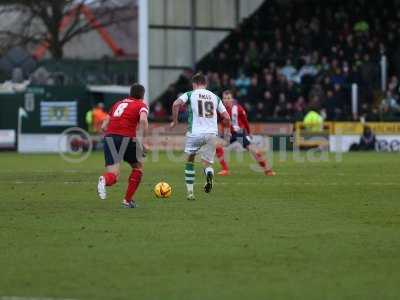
left=0, top=0, right=135, bottom=59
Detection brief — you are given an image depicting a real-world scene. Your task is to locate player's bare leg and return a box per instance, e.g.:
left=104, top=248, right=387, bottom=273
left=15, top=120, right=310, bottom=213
left=98, top=163, right=120, bottom=200
left=185, top=154, right=196, bottom=200
left=216, top=145, right=230, bottom=176
left=247, top=144, right=276, bottom=176
left=122, top=162, right=143, bottom=208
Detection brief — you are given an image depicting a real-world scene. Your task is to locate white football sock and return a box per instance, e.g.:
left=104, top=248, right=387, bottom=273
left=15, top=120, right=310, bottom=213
left=204, top=166, right=214, bottom=175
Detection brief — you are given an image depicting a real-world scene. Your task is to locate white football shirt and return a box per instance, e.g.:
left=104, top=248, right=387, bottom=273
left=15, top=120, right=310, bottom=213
left=179, top=89, right=227, bottom=135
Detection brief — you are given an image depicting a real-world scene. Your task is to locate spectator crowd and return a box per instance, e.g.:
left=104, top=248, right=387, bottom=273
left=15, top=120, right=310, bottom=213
left=153, top=0, right=400, bottom=122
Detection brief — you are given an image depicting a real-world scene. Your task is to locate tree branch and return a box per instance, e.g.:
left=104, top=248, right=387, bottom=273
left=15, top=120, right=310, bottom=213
left=0, top=0, right=135, bottom=58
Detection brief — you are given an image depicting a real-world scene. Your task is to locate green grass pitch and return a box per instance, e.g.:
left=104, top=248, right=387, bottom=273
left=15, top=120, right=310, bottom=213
left=1, top=151, right=400, bottom=300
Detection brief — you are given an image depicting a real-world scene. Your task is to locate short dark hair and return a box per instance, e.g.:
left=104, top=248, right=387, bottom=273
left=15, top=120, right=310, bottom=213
left=191, top=72, right=207, bottom=85
left=130, top=83, right=145, bottom=99
left=223, top=90, right=232, bottom=97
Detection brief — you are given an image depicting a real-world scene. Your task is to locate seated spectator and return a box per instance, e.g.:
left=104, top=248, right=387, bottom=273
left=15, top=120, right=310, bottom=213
left=285, top=102, right=295, bottom=120
left=260, top=41, right=271, bottom=65
left=280, top=59, right=297, bottom=82
left=274, top=93, right=289, bottom=119
left=217, top=52, right=230, bottom=73
left=349, top=126, right=376, bottom=151
left=380, top=91, right=400, bottom=120
left=322, top=75, right=332, bottom=91
left=320, top=56, right=331, bottom=72
left=263, top=72, right=275, bottom=92
left=220, top=73, right=233, bottom=92
left=360, top=54, right=376, bottom=87
left=331, top=68, right=346, bottom=86
left=243, top=102, right=255, bottom=120
left=275, top=73, right=289, bottom=95
left=207, top=72, right=221, bottom=93
left=247, top=40, right=259, bottom=69
left=235, top=71, right=251, bottom=97
left=387, top=76, right=399, bottom=94
left=359, top=103, right=379, bottom=122
left=247, top=75, right=263, bottom=102
left=286, top=80, right=300, bottom=102
left=324, top=90, right=340, bottom=120
left=333, top=83, right=346, bottom=115
left=254, top=102, right=268, bottom=121
left=293, top=96, right=306, bottom=120
left=296, top=58, right=318, bottom=84
left=354, top=19, right=369, bottom=33
left=263, top=90, right=275, bottom=115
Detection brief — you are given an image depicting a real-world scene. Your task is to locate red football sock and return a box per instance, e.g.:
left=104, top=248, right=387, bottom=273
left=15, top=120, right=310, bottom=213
left=124, top=169, right=143, bottom=202
left=103, top=172, right=117, bottom=186
left=216, top=146, right=229, bottom=171
left=255, top=151, right=268, bottom=170
left=258, top=160, right=267, bottom=169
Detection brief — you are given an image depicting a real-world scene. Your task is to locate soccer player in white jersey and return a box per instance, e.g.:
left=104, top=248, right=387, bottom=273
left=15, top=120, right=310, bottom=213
left=170, top=73, right=231, bottom=200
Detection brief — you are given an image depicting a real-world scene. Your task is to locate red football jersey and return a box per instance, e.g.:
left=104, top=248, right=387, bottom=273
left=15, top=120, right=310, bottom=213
left=226, top=103, right=250, bottom=134
left=106, top=97, right=148, bottom=138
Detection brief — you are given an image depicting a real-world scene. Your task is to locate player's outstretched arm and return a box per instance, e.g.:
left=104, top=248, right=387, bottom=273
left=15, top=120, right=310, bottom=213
left=170, top=99, right=184, bottom=128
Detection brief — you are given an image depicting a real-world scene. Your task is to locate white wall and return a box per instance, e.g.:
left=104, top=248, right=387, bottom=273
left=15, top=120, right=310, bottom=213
left=195, top=0, right=236, bottom=28
left=149, top=29, right=192, bottom=67
left=195, top=31, right=227, bottom=61
left=150, top=0, right=191, bottom=26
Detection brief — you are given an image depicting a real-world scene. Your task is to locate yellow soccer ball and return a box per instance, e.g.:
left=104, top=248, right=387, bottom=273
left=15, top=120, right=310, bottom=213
left=154, top=182, right=172, bottom=198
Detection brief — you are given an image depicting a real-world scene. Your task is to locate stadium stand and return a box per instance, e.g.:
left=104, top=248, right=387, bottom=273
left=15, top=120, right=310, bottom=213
left=154, top=0, right=400, bottom=122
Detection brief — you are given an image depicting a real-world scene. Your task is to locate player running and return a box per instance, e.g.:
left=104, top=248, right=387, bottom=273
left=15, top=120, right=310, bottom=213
left=170, top=73, right=231, bottom=200
left=97, top=83, right=149, bottom=208
left=216, top=90, right=276, bottom=176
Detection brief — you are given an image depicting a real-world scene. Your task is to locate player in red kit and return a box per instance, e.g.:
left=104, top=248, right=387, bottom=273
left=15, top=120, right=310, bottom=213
left=216, top=90, right=276, bottom=176
left=97, top=83, right=149, bottom=208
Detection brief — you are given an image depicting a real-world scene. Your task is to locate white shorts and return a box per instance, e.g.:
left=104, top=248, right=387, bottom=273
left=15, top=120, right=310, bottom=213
left=184, top=133, right=217, bottom=163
